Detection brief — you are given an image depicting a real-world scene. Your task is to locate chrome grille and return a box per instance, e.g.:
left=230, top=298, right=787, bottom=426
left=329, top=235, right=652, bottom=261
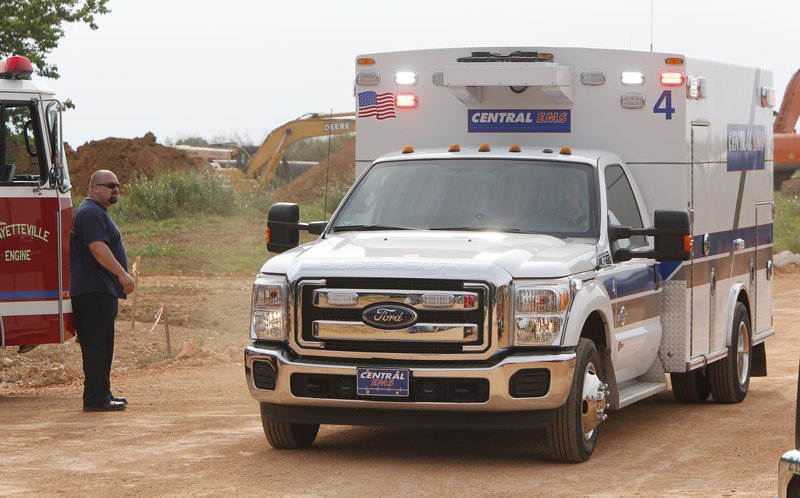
left=296, top=278, right=490, bottom=354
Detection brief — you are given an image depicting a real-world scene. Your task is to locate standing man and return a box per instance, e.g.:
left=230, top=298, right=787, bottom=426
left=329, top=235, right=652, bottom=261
left=70, top=170, right=135, bottom=412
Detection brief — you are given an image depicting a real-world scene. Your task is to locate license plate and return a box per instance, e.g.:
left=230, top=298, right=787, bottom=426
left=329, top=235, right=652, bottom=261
left=357, top=368, right=410, bottom=397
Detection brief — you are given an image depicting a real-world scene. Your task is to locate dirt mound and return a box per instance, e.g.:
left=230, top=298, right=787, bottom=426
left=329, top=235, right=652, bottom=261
left=66, top=132, right=210, bottom=192
left=274, top=137, right=355, bottom=202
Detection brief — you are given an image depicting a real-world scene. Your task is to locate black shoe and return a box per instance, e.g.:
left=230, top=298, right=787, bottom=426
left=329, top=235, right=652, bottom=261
left=83, top=401, right=126, bottom=412
left=111, top=395, right=128, bottom=405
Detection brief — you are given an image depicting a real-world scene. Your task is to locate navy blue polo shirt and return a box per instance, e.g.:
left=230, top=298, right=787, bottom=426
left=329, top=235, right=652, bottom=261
left=70, top=198, right=129, bottom=299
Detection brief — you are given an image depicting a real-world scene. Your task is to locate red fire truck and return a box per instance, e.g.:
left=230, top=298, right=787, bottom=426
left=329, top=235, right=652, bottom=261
left=0, top=55, right=74, bottom=352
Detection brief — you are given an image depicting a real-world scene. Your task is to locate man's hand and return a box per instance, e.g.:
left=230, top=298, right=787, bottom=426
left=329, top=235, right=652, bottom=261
left=118, top=272, right=135, bottom=294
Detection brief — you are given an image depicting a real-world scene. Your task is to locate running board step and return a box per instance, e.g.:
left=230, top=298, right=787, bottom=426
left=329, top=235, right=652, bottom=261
left=616, top=381, right=667, bottom=408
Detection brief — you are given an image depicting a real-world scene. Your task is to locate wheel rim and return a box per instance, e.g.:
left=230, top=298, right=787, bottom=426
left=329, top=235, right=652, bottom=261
left=580, top=361, right=607, bottom=441
left=736, top=321, right=750, bottom=386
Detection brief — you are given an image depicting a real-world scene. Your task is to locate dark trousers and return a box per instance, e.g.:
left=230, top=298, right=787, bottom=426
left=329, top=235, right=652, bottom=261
left=73, top=293, right=118, bottom=407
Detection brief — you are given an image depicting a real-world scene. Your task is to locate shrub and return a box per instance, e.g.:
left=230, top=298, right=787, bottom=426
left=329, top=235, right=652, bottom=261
left=114, top=172, right=237, bottom=222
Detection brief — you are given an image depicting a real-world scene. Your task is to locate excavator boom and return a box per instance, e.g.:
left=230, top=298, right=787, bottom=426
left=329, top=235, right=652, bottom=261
left=775, top=70, right=800, bottom=134
left=247, top=112, right=355, bottom=183
left=774, top=69, right=800, bottom=189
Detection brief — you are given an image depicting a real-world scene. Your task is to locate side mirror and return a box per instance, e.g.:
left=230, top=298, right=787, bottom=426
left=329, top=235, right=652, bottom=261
left=609, top=209, right=691, bottom=262
left=267, top=203, right=300, bottom=253
left=266, top=202, right=328, bottom=253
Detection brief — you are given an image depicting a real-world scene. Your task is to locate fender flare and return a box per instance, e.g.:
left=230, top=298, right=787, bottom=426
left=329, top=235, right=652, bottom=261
left=724, top=282, right=749, bottom=347
left=561, top=279, right=614, bottom=349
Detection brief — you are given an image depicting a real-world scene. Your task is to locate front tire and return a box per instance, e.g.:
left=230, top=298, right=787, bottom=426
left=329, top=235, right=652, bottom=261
left=709, top=302, right=751, bottom=403
left=260, top=403, right=319, bottom=449
left=546, top=338, right=607, bottom=463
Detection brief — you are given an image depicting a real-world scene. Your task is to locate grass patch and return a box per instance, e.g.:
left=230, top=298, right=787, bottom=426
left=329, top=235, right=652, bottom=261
left=121, top=212, right=269, bottom=274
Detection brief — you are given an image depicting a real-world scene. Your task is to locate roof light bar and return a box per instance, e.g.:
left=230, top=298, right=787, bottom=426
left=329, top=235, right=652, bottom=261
left=0, top=56, right=33, bottom=79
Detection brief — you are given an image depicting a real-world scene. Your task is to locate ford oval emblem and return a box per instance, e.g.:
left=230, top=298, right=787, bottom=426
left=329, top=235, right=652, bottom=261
left=362, top=304, right=418, bottom=330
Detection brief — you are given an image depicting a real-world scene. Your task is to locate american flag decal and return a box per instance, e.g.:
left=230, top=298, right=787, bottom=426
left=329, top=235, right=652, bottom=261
left=357, top=91, right=396, bottom=120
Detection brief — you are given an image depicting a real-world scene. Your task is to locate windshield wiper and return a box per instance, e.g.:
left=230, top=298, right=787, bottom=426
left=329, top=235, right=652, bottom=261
left=331, top=224, right=412, bottom=232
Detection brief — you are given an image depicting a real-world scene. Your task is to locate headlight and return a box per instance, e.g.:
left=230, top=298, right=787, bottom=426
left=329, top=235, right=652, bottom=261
left=251, top=275, right=289, bottom=341
left=513, top=282, right=571, bottom=346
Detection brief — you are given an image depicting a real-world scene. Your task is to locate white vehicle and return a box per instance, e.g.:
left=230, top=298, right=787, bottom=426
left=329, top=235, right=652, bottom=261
left=245, top=47, right=774, bottom=462
left=778, top=358, right=800, bottom=497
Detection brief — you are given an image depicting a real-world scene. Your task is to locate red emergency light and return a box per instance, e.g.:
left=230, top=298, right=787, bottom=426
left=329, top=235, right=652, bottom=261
left=395, top=93, right=418, bottom=109
left=0, top=56, right=34, bottom=79
left=660, top=71, right=685, bottom=86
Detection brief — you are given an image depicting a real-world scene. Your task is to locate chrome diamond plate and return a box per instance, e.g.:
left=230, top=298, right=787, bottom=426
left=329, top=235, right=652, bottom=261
left=658, top=280, right=689, bottom=372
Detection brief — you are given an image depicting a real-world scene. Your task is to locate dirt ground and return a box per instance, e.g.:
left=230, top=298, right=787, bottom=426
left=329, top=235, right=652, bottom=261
left=0, top=267, right=797, bottom=496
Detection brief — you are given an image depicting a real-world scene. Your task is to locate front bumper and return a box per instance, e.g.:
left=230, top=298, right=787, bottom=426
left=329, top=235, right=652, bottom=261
left=778, top=449, right=800, bottom=498
left=245, top=343, right=576, bottom=428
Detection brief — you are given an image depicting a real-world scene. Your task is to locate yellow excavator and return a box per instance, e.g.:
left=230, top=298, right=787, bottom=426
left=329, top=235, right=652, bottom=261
left=246, top=112, right=355, bottom=183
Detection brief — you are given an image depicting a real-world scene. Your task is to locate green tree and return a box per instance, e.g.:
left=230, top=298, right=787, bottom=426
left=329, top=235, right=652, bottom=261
left=174, top=136, right=210, bottom=147
left=0, top=0, right=110, bottom=79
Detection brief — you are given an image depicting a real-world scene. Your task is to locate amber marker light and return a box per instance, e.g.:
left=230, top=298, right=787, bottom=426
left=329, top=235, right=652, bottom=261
left=665, top=57, right=684, bottom=65
left=357, top=57, right=375, bottom=65
left=448, top=144, right=461, bottom=152
left=478, top=144, right=491, bottom=152
left=684, top=235, right=693, bottom=253
left=509, top=144, right=521, bottom=153
left=265, top=227, right=271, bottom=244
left=559, top=146, right=572, bottom=155
left=402, top=145, right=415, bottom=154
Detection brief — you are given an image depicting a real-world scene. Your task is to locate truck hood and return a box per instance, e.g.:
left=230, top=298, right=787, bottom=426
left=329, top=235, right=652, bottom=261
left=262, top=231, right=597, bottom=282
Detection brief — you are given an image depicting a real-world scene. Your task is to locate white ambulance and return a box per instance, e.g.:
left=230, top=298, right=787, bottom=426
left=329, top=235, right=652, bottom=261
left=246, top=47, right=775, bottom=462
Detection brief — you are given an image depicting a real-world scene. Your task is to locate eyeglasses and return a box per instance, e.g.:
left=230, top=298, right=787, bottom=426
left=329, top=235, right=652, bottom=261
left=94, top=182, right=121, bottom=189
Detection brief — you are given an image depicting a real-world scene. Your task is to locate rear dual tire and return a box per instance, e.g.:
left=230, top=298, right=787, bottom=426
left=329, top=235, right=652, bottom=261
left=708, top=302, right=751, bottom=403
left=671, top=303, right=751, bottom=404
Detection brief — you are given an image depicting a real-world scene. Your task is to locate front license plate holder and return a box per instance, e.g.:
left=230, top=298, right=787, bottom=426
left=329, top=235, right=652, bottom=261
left=356, top=368, right=410, bottom=397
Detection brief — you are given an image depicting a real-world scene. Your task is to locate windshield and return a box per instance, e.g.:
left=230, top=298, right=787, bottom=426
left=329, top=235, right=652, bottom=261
left=332, top=159, right=597, bottom=237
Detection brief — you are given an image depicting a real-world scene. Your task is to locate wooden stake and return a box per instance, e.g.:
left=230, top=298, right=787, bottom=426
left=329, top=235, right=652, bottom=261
left=164, top=304, right=172, bottom=356
left=130, top=256, right=141, bottom=331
